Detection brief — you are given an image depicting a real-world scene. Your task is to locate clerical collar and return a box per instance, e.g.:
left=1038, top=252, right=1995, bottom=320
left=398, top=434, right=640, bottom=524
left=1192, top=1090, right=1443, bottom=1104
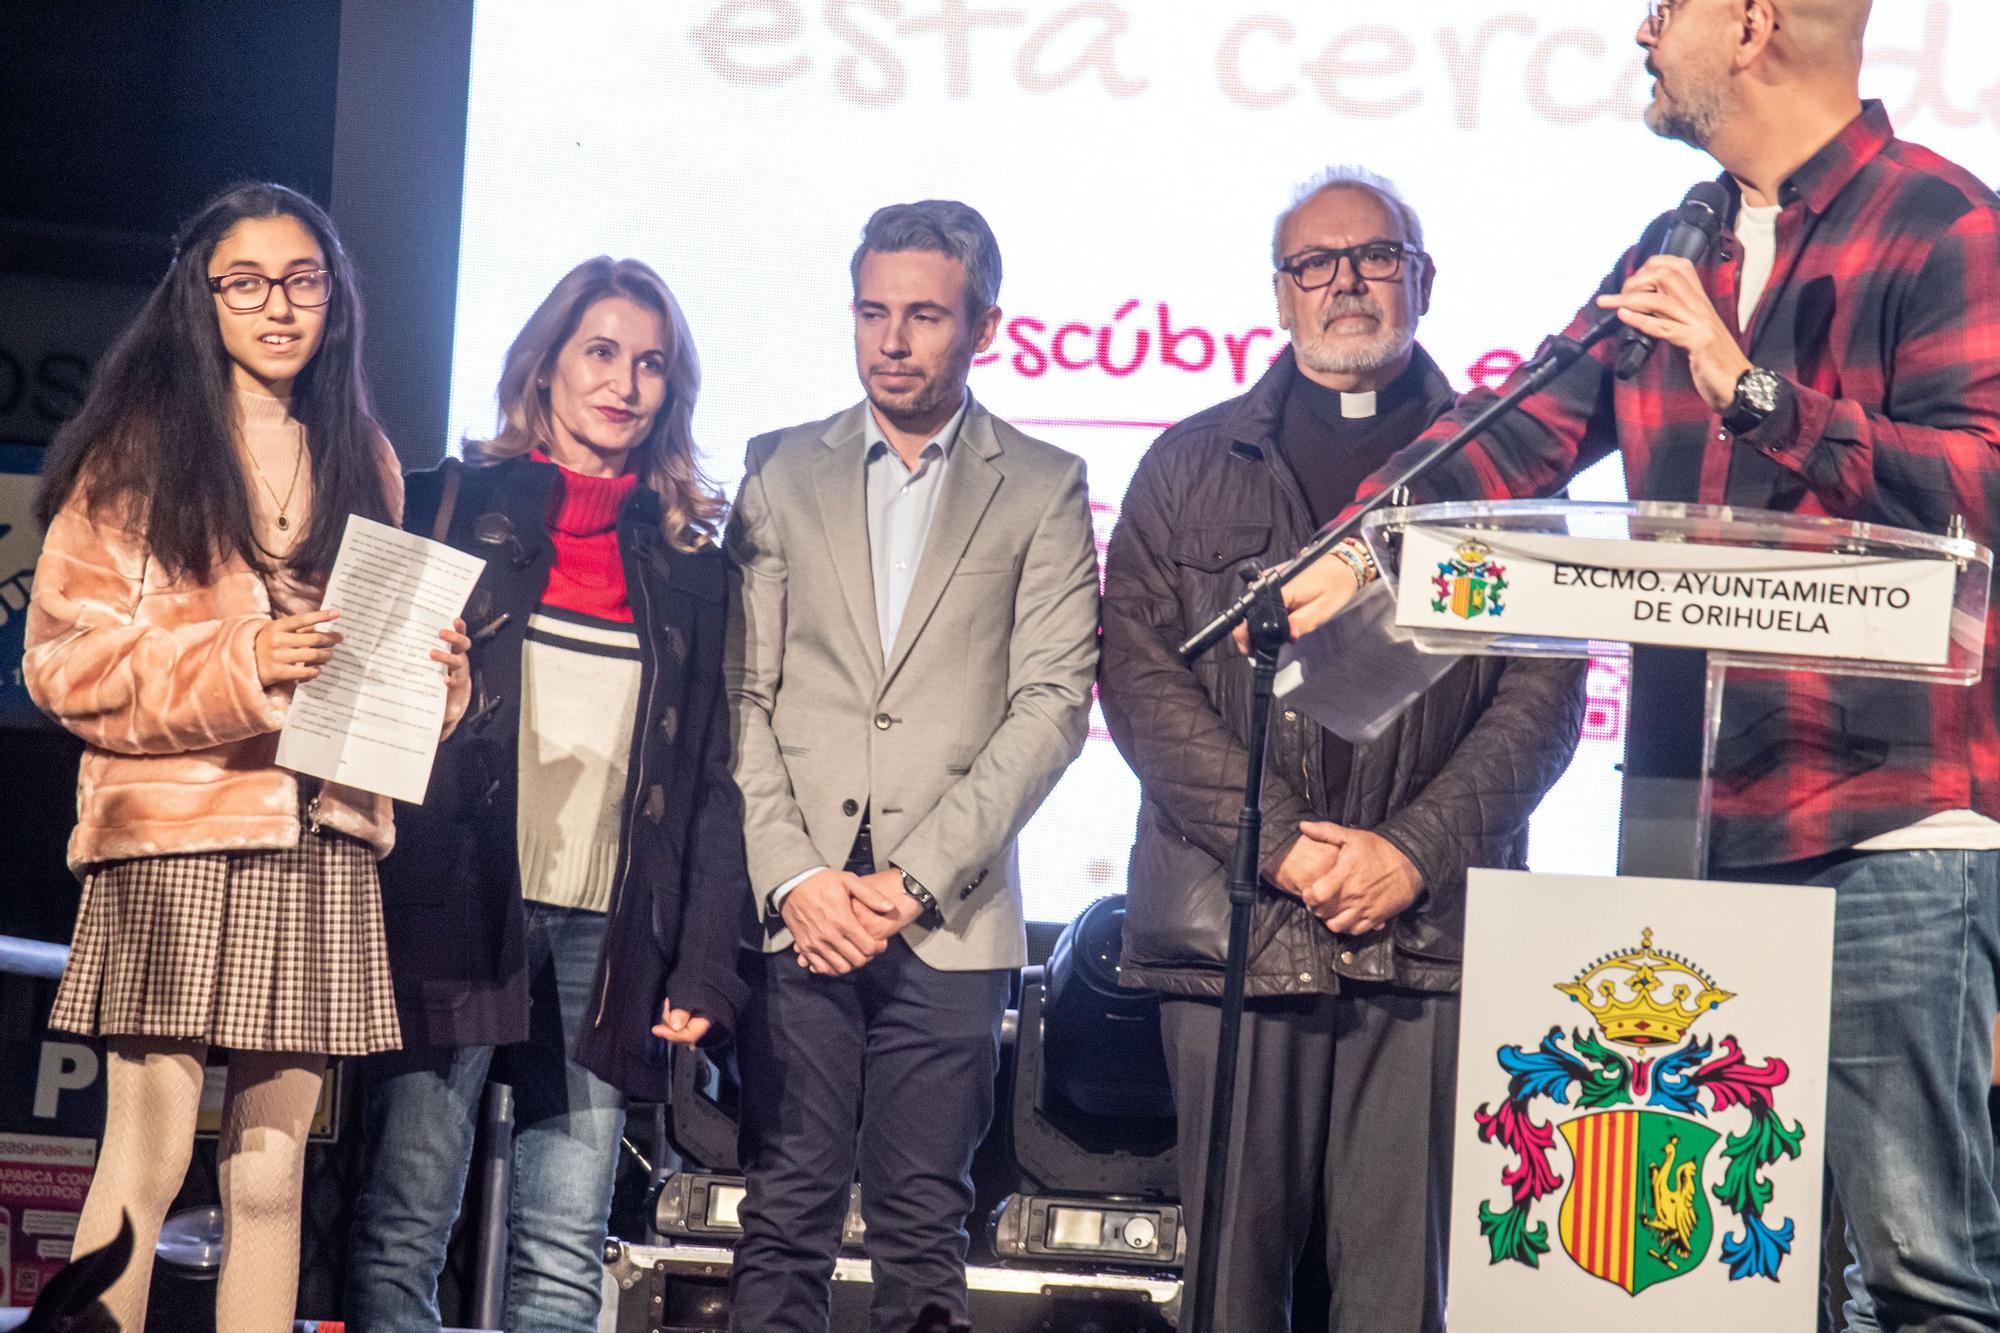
left=1290, top=354, right=1424, bottom=429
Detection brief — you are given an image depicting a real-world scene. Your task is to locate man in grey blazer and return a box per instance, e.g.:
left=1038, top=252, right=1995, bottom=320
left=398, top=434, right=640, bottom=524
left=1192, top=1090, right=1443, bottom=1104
left=723, top=199, right=1100, bottom=1332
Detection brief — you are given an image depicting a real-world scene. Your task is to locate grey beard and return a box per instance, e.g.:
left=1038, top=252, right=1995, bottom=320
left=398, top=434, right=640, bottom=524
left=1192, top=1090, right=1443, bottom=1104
left=1294, top=324, right=1415, bottom=377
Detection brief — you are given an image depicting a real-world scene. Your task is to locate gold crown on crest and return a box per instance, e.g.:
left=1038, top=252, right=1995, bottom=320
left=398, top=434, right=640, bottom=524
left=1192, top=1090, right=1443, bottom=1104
left=1554, top=927, right=1734, bottom=1049
left=1453, top=539, right=1493, bottom=568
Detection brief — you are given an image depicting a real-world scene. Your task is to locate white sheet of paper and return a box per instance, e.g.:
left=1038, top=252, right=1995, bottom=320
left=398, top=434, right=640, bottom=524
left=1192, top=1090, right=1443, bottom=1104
left=1274, top=580, right=1462, bottom=743
left=276, top=514, right=486, bottom=803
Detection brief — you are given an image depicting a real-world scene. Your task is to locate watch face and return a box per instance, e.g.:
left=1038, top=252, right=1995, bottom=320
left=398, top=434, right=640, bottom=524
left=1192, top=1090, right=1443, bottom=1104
left=1739, top=368, right=1781, bottom=415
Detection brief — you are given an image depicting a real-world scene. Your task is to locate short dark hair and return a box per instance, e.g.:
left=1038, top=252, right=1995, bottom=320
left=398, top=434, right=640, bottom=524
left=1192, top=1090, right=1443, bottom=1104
left=849, top=199, right=1003, bottom=319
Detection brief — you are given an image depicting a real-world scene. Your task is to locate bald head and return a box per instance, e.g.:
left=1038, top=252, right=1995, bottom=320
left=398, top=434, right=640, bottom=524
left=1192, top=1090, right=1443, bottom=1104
left=1769, top=0, right=1871, bottom=71
left=1641, top=0, right=1870, bottom=198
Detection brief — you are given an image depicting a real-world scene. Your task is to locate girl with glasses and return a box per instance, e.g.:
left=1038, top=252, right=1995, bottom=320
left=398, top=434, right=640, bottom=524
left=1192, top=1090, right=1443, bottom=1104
left=25, top=181, right=469, bottom=1330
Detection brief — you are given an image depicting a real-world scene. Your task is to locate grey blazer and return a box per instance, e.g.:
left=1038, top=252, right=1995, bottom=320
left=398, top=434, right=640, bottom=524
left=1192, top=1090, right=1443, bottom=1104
left=724, top=398, right=1100, bottom=971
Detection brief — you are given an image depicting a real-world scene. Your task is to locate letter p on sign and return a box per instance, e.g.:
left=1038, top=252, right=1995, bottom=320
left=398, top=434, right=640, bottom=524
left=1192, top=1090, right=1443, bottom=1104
left=35, top=1041, right=98, bottom=1119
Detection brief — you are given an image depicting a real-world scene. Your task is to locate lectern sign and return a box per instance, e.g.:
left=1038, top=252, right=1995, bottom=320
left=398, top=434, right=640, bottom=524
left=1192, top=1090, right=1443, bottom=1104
left=1398, top=527, right=1958, bottom=666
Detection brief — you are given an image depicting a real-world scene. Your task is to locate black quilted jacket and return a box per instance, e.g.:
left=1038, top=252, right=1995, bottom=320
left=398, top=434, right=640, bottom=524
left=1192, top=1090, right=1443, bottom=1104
left=1101, top=347, right=1587, bottom=997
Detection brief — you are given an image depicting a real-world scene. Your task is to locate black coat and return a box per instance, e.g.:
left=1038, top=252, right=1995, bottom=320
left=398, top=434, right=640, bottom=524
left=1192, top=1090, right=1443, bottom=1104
left=379, top=454, right=751, bottom=1100
left=1101, top=348, right=1588, bottom=998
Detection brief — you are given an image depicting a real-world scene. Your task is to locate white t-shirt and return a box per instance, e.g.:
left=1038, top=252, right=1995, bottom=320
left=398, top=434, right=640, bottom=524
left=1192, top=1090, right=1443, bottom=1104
left=1734, top=201, right=1782, bottom=331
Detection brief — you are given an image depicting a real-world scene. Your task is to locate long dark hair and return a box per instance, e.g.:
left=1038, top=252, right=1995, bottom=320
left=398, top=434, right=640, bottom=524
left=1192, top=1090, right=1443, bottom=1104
left=35, top=182, right=392, bottom=582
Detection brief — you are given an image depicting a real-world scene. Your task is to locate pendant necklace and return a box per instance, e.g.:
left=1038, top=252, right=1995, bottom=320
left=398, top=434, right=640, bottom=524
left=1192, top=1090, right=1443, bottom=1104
left=248, top=430, right=307, bottom=532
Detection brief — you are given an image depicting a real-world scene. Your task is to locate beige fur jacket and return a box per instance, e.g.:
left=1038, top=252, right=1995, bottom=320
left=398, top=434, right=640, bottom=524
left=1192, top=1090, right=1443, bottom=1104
left=26, top=448, right=407, bottom=872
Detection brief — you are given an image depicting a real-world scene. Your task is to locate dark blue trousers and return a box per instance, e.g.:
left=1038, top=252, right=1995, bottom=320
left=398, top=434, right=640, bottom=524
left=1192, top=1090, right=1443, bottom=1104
left=727, top=939, right=1009, bottom=1333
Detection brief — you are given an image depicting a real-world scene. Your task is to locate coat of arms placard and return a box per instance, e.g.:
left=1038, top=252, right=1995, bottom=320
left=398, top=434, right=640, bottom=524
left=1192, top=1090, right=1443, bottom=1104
left=1448, top=870, right=1834, bottom=1330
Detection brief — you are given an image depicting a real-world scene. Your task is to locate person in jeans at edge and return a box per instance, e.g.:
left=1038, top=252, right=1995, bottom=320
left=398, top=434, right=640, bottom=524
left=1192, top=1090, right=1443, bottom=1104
left=346, top=257, right=750, bottom=1332
left=1272, top=3, right=2000, bottom=1327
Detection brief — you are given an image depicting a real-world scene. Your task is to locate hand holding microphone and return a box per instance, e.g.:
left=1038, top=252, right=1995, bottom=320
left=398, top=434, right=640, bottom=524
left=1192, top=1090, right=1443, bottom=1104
left=1597, top=181, right=1754, bottom=409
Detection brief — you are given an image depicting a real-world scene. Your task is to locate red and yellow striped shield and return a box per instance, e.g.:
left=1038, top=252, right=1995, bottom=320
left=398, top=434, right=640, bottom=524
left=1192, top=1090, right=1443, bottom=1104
left=1450, top=573, right=1489, bottom=619
left=1557, top=1109, right=1719, bottom=1295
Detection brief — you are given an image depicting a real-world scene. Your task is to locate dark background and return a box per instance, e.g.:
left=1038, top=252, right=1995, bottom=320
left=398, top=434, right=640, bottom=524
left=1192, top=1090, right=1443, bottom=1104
left=0, top=0, right=340, bottom=286
left=0, top=3, right=484, bottom=1322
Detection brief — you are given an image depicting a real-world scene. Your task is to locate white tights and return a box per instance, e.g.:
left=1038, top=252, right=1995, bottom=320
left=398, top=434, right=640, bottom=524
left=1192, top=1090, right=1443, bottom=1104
left=69, top=1038, right=326, bottom=1332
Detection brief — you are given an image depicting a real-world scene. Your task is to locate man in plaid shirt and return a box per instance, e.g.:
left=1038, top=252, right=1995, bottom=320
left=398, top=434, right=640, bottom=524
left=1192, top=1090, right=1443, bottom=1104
left=1273, top=1, right=2000, bottom=1327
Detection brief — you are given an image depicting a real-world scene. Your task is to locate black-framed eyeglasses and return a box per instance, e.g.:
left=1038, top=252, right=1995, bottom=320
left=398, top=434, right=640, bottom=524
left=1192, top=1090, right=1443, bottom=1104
left=1277, top=242, right=1424, bottom=290
left=207, top=269, right=333, bottom=313
left=1644, top=0, right=1681, bottom=39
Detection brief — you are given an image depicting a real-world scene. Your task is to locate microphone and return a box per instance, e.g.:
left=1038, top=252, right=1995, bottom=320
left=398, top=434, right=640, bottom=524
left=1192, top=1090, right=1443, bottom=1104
left=1615, top=180, right=1731, bottom=381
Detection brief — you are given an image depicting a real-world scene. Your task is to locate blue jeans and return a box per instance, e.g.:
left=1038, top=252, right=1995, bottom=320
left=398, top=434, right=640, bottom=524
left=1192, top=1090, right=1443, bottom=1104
left=347, top=903, right=627, bottom=1333
left=1791, top=850, right=2000, bottom=1332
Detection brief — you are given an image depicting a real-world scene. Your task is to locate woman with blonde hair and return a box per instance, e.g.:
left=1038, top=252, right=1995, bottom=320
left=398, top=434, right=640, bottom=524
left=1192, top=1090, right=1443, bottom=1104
left=346, top=257, right=748, bottom=1332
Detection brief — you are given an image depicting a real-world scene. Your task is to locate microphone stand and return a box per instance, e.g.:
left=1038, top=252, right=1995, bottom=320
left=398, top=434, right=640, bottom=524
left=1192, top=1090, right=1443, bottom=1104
left=1176, top=314, right=1620, bottom=1333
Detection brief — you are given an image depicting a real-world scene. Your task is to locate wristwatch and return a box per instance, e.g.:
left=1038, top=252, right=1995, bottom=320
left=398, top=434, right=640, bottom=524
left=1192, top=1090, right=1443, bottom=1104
left=896, top=867, right=941, bottom=923
left=1723, top=365, right=1784, bottom=434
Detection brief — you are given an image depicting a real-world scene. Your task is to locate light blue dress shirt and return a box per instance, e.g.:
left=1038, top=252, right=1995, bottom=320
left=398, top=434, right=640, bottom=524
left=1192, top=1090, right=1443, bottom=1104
left=863, top=398, right=967, bottom=661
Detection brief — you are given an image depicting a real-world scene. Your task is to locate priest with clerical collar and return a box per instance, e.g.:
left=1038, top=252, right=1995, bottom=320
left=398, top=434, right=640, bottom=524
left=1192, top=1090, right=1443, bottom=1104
left=1096, top=165, right=1588, bottom=1330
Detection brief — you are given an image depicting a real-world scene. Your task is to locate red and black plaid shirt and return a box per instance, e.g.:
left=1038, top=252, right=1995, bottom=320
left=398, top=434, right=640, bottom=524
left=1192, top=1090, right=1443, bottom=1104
left=1354, top=102, right=2000, bottom=867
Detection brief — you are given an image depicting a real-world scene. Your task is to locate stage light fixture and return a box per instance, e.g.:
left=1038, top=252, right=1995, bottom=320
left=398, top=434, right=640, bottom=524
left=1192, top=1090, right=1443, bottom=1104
left=1040, top=895, right=1177, bottom=1122
left=990, top=1193, right=1182, bottom=1267
left=705, top=1180, right=744, bottom=1229
left=665, top=1045, right=741, bottom=1173
left=652, top=1170, right=865, bottom=1251
left=652, top=1170, right=743, bottom=1243
left=1010, top=896, right=1178, bottom=1199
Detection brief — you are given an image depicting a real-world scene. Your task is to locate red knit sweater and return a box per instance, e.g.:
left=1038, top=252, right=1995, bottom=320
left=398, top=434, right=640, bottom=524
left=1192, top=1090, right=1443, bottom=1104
left=534, top=452, right=638, bottom=623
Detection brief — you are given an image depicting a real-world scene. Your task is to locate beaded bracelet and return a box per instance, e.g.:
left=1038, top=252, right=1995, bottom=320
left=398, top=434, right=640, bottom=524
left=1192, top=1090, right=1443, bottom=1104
left=1332, top=537, right=1380, bottom=588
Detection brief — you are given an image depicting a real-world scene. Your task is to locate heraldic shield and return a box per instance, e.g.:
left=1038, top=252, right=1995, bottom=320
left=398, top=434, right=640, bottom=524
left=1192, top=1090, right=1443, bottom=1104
left=1557, top=1109, right=1722, bottom=1295
left=1451, top=570, right=1491, bottom=619
left=1430, top=539, right=1507, bottom=620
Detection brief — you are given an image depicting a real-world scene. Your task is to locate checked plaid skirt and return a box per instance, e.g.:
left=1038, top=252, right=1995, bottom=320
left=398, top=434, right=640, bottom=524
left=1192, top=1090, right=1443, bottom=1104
left=50, top=830, right=402, bottom=1056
